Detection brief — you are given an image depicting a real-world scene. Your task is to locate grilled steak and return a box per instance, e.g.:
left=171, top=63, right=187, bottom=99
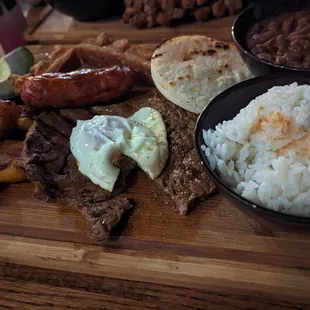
left=91, top=91, right=216, bottom=214
left=24, top=90, right=216, bottom=239
left=23, top=109, right=136, bottom=240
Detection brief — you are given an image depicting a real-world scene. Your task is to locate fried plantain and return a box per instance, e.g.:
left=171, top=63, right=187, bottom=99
left=17, top=116, right=33, bottom=132
left=0, top=140, right=24, bottom=183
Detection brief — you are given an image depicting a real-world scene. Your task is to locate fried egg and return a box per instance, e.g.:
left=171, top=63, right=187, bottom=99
left=70, top=107, right=168, bottom=192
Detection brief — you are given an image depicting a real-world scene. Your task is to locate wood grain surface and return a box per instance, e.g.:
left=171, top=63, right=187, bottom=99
left=2, top=177, right=310, bottom=310
left=2, top=11, right=310, bottom=310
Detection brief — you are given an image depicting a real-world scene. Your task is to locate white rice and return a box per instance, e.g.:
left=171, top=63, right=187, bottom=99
left=202, top=83, right=310, bottom=217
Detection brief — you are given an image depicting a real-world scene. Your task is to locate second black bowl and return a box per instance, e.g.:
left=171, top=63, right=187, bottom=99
left=232, top=0, right=310, bottom=77
left=195, top=74, right=310, bottom=229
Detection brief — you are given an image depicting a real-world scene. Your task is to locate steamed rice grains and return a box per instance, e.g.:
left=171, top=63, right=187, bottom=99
left=202, top=83, right=310, bottom=217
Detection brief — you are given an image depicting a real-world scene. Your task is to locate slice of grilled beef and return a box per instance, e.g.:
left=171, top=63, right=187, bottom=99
left=24, top=90, right=216, bottom=241
left=91, top=90, right=216, bottom=215
left=23, top=109, right=136, bottom=240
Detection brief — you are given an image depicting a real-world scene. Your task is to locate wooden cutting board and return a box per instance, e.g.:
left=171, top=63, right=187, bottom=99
left=2, top=20, right=310, bottom=309
left=2, top=173, right=310, bottom=307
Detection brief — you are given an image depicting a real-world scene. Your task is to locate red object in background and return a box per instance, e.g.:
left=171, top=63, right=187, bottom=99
left=0, top=0, right=27, bottom=54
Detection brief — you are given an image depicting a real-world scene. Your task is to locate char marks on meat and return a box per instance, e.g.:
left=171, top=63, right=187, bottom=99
left=24, top=90, right=215, bottom=239
left=91, top=90, right=216, bottom=214
left=23, top=110, right=136, bottom=240
left=20, top=67, right=134, bottom=110
left=11, top=32, right=154, bottom=95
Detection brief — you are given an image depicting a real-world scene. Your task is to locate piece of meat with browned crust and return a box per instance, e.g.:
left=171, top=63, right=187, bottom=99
left=141, top=93, right=216, bottom=214
left=0, top=100, right=22, bottom=138
left=34, top=48, right=80, bottom=76
left=157, top=149, right=215, bottom=214
left=55, top=155, right=134, bottom=239
left=49, top=45, right=68, bottom=62
left=37, top=35, right=113, bottom=76
left=30, top=34, right=114, bottom=77
left=11, top=32, right=153, bottom=97
left=93, top=33, right=114, bottom=47
left=20, top=67, right=134, bottom=110
left=38, top=110, right=73, bottom=137
left=91, top=90, right=216, bottom=214
left=24, top=90, right=215, bottom=233
left=59, top=109, right=94, bottom=124
left=126, top=44, right=157, bottom=62
left=11, top=48, right=82, bottom=96
left=74, top=43, right=152, bottom=85
left=23, top=110, right=136, bottom=240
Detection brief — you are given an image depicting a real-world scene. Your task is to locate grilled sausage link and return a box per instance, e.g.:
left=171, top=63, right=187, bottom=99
left=21, top=66, right=134, bottom=109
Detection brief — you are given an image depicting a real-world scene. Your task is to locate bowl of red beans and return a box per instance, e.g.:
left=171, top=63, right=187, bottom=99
left=232, top=0, right=310, bottom=76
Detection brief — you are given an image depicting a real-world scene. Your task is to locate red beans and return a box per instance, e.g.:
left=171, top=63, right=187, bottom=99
left=275, top=56, right=286, bottom=65
left=252, top=44, right=268, bottom=54
left=282, top=17, right=295, bottom=35
left=276, top=34, right=286, bottom=47
left=246, top=11, right=310, bottom=69
left=283, top=51, right=301, bottom=61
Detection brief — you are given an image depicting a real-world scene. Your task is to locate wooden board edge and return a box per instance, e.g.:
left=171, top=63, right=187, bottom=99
left=1, top=235, right=310, bottom=299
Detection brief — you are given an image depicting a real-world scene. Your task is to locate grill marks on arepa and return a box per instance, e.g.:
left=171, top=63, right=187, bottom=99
left=151, top=35, right=253, bottom=114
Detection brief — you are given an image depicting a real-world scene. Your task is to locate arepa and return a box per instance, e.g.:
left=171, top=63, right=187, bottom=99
left=151, top=35, right=253, bottom=114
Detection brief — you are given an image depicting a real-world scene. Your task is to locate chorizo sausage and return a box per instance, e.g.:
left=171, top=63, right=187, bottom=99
left=21, top=66, right=134, bottom=110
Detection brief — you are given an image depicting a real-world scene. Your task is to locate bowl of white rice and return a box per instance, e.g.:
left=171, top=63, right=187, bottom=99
left=195, top=74, right=310, bottom=227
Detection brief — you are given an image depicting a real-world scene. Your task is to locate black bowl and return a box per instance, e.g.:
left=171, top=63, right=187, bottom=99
left=45, top=0, right=124, bottom=21
left=232, top=0, right=310, bottom=77
left=195, top=74, right=310, bottom=229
